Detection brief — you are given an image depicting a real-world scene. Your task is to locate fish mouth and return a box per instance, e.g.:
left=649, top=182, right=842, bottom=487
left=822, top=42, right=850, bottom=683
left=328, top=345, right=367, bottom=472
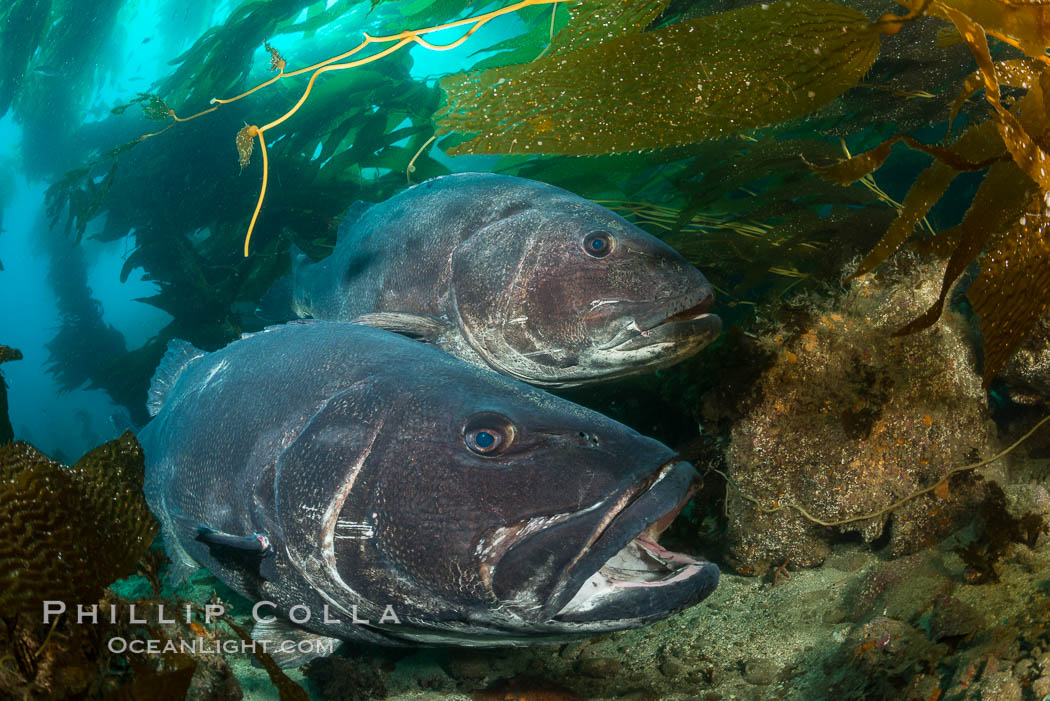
left=478, top=459, right=718, bottom=626
left=595, top=293, right=722, bottom=355
left=652, top=295, right=716, bottom=328
left=549, top=460, right=718, bottom=624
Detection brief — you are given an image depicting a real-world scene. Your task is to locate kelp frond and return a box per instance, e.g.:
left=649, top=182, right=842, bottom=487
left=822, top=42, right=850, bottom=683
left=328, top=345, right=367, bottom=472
left=438, top=0, right=886, bottom=156
left=812, top=0, right=1050, bottom=384
left=87, top=1, right=572, bottom=257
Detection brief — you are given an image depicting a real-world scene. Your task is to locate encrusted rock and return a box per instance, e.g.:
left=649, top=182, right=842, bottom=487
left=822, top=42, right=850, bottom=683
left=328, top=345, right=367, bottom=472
left=1032, top=675, right=1050, bottom=698
left=659, top=658, right=685, bottom=677
left=967, top=670, right=1023, bottom=701
left=1000, top=315, right=1050, bottom=405
left=1002, top=484, right=1050, bottom=548
left=928, top=595, right=986, bottom=643
left=576, top=657, right=622, bottom=678
left=724, top=255, right=995, bottom=574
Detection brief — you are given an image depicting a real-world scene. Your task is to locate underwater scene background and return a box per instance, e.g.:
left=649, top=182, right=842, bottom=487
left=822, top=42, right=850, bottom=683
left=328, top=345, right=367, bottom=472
left=1, top=0, right=1050, bottom=699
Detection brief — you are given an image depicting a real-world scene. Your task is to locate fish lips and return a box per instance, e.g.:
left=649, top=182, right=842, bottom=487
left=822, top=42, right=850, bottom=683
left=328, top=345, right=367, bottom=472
left=589, top=292, right=722, bottom=353
left=487, top=461, right=717, bottom=625
left=550, top=461, right=718, bottom=623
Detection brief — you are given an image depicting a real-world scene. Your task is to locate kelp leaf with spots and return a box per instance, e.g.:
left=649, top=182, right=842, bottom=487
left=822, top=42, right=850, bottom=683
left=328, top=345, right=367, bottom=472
left=949, top=58, right=1042, bottom=133
left=437, top=0, right=882, bottom=155
left=547, top=0, right=671, bottom=55
left=942, top=6, right=1050, bottom=192
left=810, top=0, right=1050, bottom=383
left=896, top=159, right=1038, bottom=338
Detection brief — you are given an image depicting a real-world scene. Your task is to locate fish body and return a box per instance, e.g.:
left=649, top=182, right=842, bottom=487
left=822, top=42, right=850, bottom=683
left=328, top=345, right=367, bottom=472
left=140, top=322, right=718, bottom=664
left=289, top=173, right=721, bottom=386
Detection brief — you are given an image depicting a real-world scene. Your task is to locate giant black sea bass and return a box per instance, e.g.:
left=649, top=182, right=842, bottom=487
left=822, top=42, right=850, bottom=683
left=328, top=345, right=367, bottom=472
left=139, top=322, right=719, bottom=667
left=284, top=173, right=721, bottom=385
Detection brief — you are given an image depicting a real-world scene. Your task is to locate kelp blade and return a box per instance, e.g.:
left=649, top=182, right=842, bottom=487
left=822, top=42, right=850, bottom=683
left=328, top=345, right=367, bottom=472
left=547, top=0, right=671, bottom=55
left=813, top=120, right=1007, bottom=279
left=895, top=159, right=1038, bottom=337
left=934, top=0, right=1050, bottom=60
left=943, top=6, right=1050, bottom=192
left=969, top=197, right=1050, bottom=384
left=438, top=0, right=881, bottom=155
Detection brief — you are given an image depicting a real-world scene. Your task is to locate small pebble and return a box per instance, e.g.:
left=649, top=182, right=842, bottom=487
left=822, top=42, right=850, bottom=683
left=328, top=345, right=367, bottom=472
left=576, top=657, right=622, bottom=679
left=660, top=658, right=684, bottom=677
left=743, top=658, right=778, bottom=685
left=446, top=656, right=488, bottom=680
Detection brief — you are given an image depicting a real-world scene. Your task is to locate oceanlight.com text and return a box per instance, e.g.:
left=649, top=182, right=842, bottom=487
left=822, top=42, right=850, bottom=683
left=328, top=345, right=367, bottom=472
left=106, top=636, right=338, bottom=657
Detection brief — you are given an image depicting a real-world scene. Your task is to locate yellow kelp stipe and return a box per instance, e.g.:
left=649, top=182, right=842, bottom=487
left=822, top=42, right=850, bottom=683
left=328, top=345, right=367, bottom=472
left=437, top=0, right=885, bottom=156
left=228, top=0, right=568, bottom=256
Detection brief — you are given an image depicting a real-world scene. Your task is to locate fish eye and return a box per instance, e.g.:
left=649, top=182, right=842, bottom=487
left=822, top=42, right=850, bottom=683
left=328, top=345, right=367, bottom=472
left=467, top=429, right=503, bottom=454
left=582, top=231, right=613, bottom=258
left=463, top=413, right=515, bottom=456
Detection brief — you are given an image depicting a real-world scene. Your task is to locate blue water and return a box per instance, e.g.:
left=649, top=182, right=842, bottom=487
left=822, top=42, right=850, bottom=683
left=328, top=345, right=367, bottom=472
left=0, top=0, right=517, bottom=460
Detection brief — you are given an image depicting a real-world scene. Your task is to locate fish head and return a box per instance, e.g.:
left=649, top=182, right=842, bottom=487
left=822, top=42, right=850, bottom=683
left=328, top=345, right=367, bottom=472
left=275, top=361, right=718, bottom=644
left=451, top=198, right=722, bottom=386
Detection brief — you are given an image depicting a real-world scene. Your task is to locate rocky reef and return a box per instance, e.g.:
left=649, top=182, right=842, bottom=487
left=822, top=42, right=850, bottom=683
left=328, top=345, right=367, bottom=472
left=720, top=254, right=996, bottom=575
left=1001, top=316, right=1050, bottom=406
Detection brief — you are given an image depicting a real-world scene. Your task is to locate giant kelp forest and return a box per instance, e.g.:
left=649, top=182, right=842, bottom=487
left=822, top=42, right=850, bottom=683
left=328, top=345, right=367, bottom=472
left=0, top=0, right=1041, bottom=428
left=3, top=0, right=1050, bottom=699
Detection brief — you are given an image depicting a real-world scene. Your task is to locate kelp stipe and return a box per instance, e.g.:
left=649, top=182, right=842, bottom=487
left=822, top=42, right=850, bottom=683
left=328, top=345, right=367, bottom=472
left=108, top=0, right=571, bottom=256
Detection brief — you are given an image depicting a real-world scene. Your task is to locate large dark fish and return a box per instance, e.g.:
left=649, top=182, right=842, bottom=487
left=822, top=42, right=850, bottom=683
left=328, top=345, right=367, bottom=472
left=140, top=322, right=718, bottom=666
left=285, top=173, right=721, bottom=386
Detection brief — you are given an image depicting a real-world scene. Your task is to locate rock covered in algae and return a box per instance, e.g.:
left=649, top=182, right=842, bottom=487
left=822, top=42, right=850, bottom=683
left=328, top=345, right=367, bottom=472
left=724, top=254, right=995, bottom=575
left=0, top=431, right=157, bottom=618
left=999, top=315, right=1050, bottom=405
left=0, top=344, right=20, bottom=446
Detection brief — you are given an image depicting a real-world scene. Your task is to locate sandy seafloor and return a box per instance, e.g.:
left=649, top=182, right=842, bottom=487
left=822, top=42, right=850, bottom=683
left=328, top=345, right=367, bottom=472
left=196, top=456, right=1050, bottom=701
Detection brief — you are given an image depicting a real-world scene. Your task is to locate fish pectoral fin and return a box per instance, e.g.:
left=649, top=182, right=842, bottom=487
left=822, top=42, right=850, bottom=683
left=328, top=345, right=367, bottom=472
left=195, top=527, right=272, bottom=554
left=156, top=505, right=203, bottom=586
left=191, top=525, right=279, bottom=581
left=148, top=340, right=205, bottom=417
left=251, top=617, right=342, bottom=668
left=352, top=312, right=449, bottom=341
